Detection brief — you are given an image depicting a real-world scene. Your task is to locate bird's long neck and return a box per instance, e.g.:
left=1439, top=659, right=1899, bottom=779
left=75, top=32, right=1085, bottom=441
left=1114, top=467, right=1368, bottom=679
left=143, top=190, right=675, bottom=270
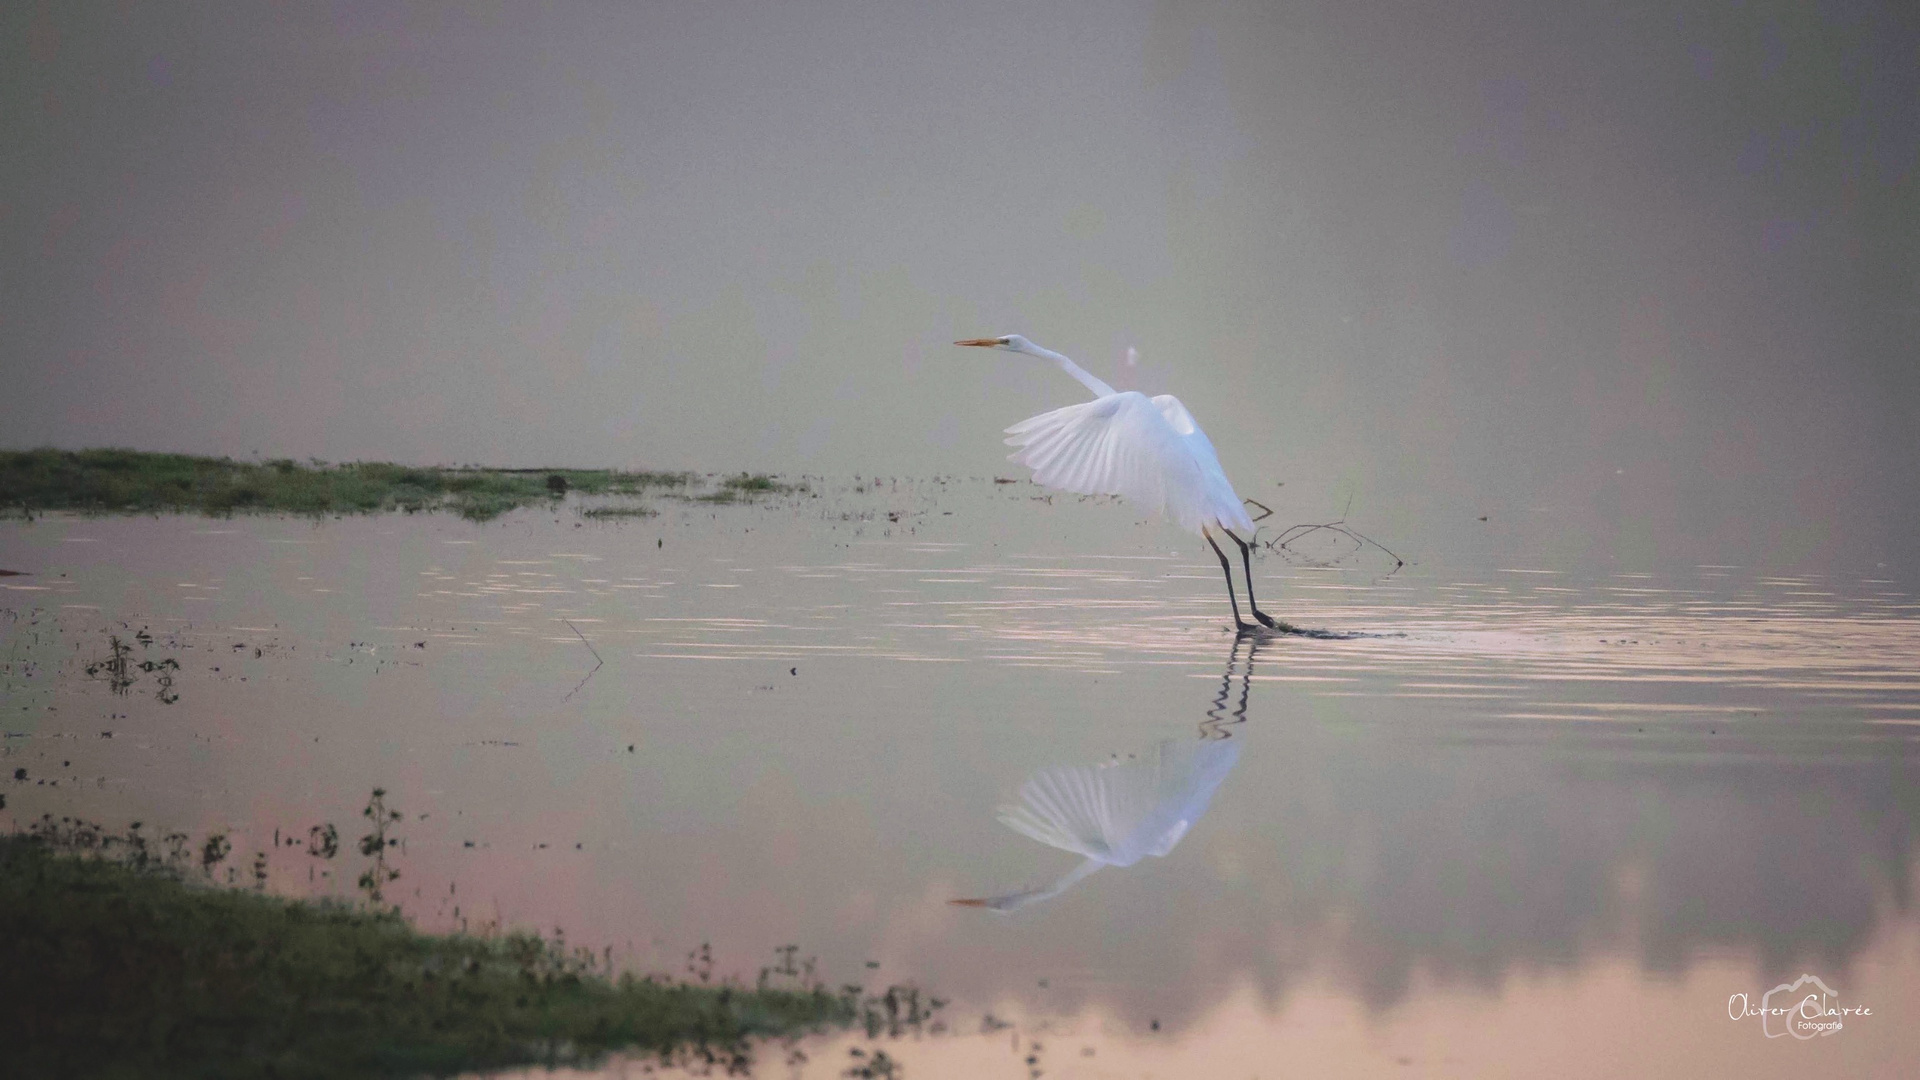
left=1029, top=344, right=1116, bottom=399
left=979, top=858, right=1106, bottom=912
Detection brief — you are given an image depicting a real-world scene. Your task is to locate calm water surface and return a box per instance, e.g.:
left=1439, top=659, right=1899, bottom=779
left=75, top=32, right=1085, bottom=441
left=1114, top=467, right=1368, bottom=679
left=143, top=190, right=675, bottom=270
left=4, top=480, right=1919, bottom=1077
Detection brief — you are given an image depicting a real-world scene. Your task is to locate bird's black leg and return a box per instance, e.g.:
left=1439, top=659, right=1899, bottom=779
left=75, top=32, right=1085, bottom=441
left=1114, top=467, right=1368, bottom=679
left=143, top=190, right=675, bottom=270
left=1203, top=526, right=1254, bottom=633
left=1223, top=528, right=1278, bottom=629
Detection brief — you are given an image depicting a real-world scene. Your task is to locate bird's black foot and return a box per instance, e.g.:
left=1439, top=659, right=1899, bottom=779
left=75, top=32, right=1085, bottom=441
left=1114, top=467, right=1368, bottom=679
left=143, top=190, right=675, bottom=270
left=1252, top=609, right=1279, bottom=630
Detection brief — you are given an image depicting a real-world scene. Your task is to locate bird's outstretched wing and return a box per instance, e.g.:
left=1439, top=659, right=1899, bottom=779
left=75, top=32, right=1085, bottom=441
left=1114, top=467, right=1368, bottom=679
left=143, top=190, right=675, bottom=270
left=1004, top=391, right=1249, bottom=533
left=995, top=737, right=1242, bottom=868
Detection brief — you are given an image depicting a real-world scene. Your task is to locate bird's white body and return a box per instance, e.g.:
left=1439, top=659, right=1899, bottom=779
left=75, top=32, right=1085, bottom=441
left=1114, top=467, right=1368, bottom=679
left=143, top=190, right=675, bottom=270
left=1005, top=390, right=1255, bottom=535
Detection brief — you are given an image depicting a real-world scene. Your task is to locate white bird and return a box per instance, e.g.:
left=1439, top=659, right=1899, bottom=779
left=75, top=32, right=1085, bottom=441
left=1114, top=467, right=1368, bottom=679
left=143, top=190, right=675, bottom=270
left=949, top=736, right=1242, bottom=911
left=956, top=334, right=1281, bottom=631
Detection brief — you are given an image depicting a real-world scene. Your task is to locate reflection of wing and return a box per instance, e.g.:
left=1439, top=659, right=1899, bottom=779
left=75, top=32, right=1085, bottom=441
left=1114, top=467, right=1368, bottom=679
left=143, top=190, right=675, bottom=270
left=997, top=738, right=1241, bottom=868
left=1005, top=392, right=1251, bottom=533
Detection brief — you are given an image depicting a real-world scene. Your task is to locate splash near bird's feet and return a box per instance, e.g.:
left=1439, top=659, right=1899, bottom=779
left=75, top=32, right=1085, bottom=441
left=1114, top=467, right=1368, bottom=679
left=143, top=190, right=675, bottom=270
left=1234, top=620, right=1365, bottom=640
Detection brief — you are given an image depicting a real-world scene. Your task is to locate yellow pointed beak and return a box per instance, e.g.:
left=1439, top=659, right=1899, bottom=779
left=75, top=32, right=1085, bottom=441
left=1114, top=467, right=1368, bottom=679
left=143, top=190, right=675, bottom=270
left=953, top=338, right=1004, bottom=347
left=947, top=897, right=992, bottom=907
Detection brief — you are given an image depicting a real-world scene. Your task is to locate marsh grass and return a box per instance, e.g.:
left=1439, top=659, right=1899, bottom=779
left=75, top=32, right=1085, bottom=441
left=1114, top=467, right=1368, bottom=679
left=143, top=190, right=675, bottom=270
left=721, top=473, right=793, bottom=494
left=579, top=503, right=659, bottom=519
left=1, top=821, right=856, bottom=1078
left=690, top=473, right=806, bottom=505
left=0, top=449, right=701, bottom=522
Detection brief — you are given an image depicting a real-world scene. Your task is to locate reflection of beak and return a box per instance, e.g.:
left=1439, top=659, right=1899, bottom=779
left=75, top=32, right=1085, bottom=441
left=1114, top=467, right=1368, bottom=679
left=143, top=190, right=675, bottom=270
left=953, top=338, right=1003, bottom=347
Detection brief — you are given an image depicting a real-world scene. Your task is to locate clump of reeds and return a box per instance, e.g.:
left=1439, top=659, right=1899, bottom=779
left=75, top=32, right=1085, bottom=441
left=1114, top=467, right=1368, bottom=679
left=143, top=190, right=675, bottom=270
left=0, top=449, right=698, bottom=522
left=0, top=811, right=859, bottom=1077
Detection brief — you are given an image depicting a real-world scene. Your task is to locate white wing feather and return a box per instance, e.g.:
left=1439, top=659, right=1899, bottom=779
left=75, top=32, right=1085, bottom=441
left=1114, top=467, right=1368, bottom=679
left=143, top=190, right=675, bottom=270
left=996, top=738, right=1242, bottom=868
left=1004, top=391, right=1253, bottom=534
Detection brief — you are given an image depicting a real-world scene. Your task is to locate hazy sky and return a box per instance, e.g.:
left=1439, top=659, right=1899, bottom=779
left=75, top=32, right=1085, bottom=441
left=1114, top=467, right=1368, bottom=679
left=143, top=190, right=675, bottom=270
left=4, top=1, right=1916, bottom=570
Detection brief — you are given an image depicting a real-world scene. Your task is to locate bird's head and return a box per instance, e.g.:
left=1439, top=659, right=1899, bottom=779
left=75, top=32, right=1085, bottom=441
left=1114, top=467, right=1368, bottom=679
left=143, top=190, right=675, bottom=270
left=954, top=334, right=1033, bottom=354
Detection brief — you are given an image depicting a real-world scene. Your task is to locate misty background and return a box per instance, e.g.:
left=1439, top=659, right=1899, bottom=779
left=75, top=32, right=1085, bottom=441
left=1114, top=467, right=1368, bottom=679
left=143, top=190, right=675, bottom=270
left=4, top=1, right=1915, bottom=571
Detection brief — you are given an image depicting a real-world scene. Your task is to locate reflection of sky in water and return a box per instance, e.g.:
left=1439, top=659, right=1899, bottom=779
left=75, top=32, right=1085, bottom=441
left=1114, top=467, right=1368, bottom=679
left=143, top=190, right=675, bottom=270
left=3, top=480, right=1918, bottom=1076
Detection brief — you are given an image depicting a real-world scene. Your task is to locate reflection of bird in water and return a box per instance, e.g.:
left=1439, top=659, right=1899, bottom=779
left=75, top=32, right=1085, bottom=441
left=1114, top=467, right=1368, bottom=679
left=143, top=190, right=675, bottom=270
left=952, top=640, right=1261, bottom=912
left=1200, top=635, right=1259, bottom=741
left=955, top=335, right=1285, bottom=633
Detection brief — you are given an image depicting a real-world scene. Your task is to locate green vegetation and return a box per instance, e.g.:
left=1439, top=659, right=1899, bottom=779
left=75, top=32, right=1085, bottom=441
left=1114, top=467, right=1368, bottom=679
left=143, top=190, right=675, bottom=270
left=0, top=449, right=759, bottom=521
left=0, top=824, right=855, bottom=1078
left=694, top=473, right=805, bottom=504
left=721, top=473, right=794, bottom=494
left=579, top=503, right=659, bottom=519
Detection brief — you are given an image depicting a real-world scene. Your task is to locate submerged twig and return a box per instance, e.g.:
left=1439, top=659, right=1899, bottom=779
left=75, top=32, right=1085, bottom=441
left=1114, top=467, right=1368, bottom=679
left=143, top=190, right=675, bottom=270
left=562, top=619, right=603, bottom=666
left=1264, top=518, right=1405, bottom=576
left=561, top=619, right=604, bottom=702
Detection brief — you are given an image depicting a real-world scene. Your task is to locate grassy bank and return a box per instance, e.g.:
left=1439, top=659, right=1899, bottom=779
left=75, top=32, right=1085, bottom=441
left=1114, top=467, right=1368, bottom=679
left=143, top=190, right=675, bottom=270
left=0, top=830, right=852, bottom=1078
left=0, top=449, right=800, bottom=522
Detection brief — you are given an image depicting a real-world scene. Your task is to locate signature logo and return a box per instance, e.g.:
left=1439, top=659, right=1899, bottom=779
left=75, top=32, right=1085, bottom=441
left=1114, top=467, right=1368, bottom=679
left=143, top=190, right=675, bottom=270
left=1728, top=974, right=1873, bottom=1039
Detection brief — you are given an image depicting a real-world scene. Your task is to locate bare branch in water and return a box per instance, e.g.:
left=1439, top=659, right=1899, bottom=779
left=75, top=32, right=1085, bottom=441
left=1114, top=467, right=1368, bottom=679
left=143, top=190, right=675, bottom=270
left=1265, top=519, right=1406, bottom=576
left=562, top=619, right=603, bottom=666
left=561, top=619, right=604, bottom=702
left=1242, top=498, right=1274, bottom=524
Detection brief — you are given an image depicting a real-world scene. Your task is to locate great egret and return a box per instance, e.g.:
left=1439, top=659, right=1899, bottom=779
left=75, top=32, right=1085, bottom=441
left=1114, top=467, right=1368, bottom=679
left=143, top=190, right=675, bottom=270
left=956, top=334, right=1279, bottom=632
left=949, top=735, right=1243, bottom=911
